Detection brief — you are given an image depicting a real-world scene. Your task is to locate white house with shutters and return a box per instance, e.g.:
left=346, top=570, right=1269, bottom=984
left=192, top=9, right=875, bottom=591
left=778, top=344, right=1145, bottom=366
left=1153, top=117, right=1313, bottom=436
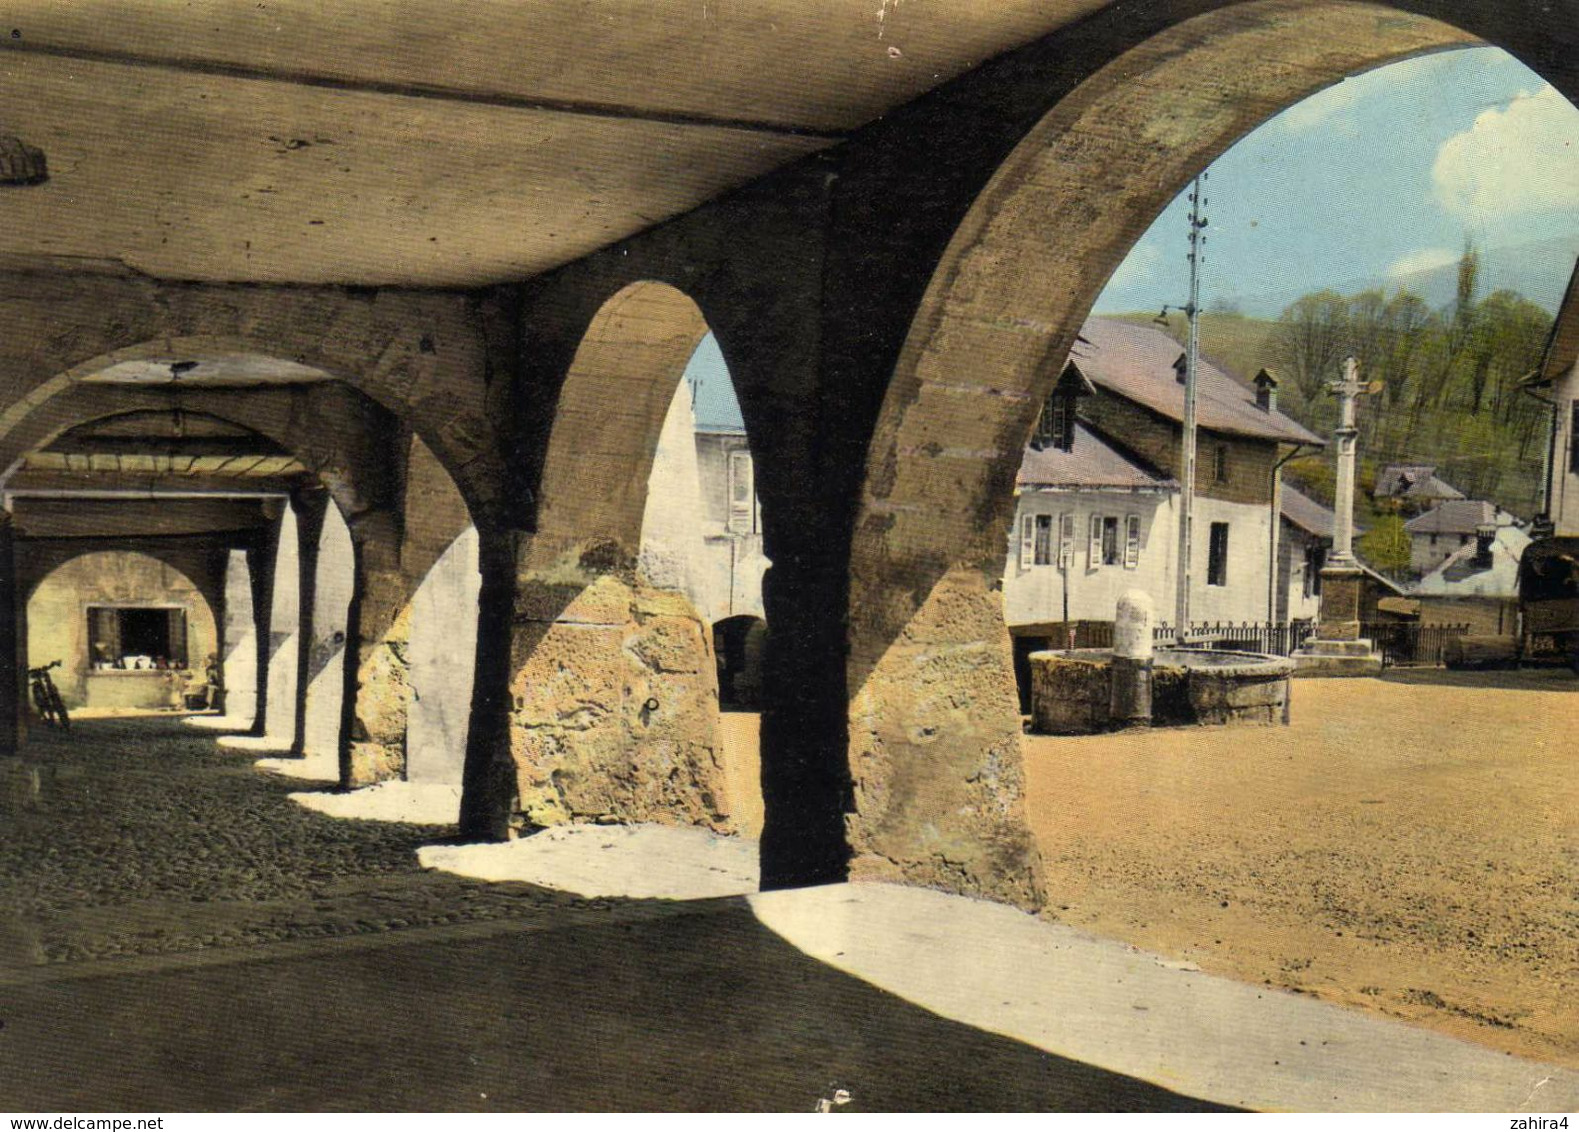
left=1003, top=420, right=1180, bottom=630
left=1002, top=318, right=1325, bottom=636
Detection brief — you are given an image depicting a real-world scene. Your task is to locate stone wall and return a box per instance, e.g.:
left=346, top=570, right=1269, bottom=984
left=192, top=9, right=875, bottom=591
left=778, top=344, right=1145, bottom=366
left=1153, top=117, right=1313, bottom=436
left=509, top=563, right=729, bottom=834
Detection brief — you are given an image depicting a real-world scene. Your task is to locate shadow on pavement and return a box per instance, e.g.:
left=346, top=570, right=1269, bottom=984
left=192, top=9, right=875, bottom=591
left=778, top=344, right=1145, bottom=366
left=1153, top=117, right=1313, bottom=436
left=1, top=717, right=1232, bottom=1111
left=0, top=900, right=1233, bottom=1112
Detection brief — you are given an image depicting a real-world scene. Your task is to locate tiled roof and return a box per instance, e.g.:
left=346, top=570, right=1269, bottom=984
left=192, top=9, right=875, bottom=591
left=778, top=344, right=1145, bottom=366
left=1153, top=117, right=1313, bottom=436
left=1414, top=526, right=1532, bottom=598
left=1375, top=463, right=1464, bottom=501
left=1068, top=320, right=1324, bottom=446
left=1404, top=499, right=1502, bottom=536
left=1280, top=484, right=1339, bottom=538
left=1017, top=422, right=1176, bottom=492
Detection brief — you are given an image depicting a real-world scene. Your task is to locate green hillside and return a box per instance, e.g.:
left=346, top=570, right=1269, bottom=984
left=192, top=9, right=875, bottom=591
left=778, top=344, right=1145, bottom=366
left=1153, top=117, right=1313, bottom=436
left=1104, top=306, right=1550, bottom=533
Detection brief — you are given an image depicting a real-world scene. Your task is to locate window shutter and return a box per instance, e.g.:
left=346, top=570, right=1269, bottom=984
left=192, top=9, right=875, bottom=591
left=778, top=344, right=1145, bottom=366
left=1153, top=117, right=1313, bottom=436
left=1088, top=514, right=1103, bottom=569
left=88, top=607, right=120, bottom=665
left=1019, top=514, right=1034, bottom=571
left=168, top=608, right=188, bottom=668
left=727, top=450, right=754, bottom=534
left=1058, top=513, right=1074, bottom=568
left=1124, top=515, right=1141, bottom=569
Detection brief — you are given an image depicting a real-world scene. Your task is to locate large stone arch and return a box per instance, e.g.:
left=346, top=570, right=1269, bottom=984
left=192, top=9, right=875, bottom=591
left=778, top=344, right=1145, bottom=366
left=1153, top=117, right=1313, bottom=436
left=0, top=276, right=509, bottom=529
left=0, top=388, right=389, bottom=524
left=842, top=0, right=1573, bottom=908
left=500, top=280, right=738, bottom=836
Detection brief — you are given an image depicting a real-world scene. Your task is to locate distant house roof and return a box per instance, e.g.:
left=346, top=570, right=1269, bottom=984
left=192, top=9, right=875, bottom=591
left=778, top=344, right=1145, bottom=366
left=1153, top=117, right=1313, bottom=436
left=1403, top=499, right=1510, bottom=536
left=1067, top=320, right=1324, bottom=447
left=1413, top=525, right=1532, bottom=599
left=1279, top=484, right=1360, bottom=540
left=1017, top=422, right=1177, bottom=492
left=1374, top=463, right=1464, bottom=502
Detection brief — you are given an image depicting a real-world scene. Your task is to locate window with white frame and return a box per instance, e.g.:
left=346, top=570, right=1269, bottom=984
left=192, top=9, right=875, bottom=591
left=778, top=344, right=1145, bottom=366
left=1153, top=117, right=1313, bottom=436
left=727, top=449, right=756, bottom=534
left=1019, top=511, right=1076, bottom=570
left=1086, top=513, right=1140, bottom=568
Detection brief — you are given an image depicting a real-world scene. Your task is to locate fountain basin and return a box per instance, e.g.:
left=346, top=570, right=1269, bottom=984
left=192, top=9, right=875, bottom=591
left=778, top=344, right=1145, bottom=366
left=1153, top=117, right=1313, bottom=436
left=1028, top=647, right=1293, bottom=734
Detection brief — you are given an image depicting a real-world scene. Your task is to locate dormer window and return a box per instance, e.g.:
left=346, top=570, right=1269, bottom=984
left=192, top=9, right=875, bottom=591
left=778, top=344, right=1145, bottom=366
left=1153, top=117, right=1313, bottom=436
left=1034, top=386, right=1077, bottom=451
left=1173, top=353, right=1188, bottom=384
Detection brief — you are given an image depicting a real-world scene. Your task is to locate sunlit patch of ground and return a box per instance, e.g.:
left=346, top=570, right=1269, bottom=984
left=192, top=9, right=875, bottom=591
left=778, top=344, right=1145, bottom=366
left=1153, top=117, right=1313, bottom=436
left=420, top=824, right=759, bottom=900
left=1022, top=667, right=1579, bottom=1068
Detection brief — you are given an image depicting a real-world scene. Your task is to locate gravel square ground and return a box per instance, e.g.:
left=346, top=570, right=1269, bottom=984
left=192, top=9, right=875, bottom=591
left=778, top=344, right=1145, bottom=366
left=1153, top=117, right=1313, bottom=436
left=1022, top=667, right=1579, bottom=1068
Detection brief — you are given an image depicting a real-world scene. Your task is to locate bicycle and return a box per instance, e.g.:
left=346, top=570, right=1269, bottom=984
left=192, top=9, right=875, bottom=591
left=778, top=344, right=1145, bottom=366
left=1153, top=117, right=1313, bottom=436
left=28, top=659, right=70, bottom=731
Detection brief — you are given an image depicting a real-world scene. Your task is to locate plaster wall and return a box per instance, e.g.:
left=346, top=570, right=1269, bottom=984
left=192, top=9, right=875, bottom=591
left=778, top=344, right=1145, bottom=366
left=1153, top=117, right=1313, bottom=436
left=1410, top=531, right=1470, bottom=577
left=263, top=508, right=301, bottom=744
left=1186, top=496, right=1275, bottom=625
left=406, top=526, right=480, bottom=785
left=221, top=549, right=256, bottom=727
left=303, top=505, right=354, bottom=758
left=27, top=551, right=217, bottom=710
left=1002, top=492, right=1175, bottom=628
left=638, top=379, right=709, bottom=611
left=1279, top=524, right=1323, bottom=625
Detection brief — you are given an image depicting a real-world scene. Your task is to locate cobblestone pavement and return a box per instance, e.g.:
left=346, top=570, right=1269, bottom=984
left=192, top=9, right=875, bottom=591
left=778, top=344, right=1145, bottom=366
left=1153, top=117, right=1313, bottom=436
left=0, top=718, right=614, bottom=969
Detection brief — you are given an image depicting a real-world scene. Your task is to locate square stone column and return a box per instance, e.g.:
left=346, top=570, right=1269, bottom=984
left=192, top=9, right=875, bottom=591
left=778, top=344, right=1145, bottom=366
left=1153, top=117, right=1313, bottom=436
left=1291, top=566, right=1382, bottom=676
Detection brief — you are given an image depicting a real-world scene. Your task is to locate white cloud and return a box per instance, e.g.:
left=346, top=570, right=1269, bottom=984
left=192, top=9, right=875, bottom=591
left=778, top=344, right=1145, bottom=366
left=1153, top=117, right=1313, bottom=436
left=1432, top=84, right=1579, bottom=218
left=1387, top=246, right=1459, bottom=280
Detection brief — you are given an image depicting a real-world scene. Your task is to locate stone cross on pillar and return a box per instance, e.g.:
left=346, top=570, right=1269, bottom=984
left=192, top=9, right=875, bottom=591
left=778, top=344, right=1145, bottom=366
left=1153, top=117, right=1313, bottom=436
left=1292, top=356, right=1383, bottom=676
left=1327, top=356, right=1371, bottom=568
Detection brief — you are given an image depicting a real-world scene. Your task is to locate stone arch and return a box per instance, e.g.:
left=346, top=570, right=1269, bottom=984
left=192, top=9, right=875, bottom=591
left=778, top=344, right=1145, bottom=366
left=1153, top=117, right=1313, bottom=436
left=504, top=281, right=742, bottom=836
left=0, top=385, right=395, bottom=524
left=0, top=275, right=507, bottom=528
left=532, top=281, right=715, bottom=561
left=24, top=549, right=220, bottom=711
left=843, top=1, right=1570, bottom=908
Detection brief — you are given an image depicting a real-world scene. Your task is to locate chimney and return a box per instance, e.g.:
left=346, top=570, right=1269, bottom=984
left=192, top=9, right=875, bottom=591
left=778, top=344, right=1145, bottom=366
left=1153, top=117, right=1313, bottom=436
left=1173, top=353, right=1187, bottom=384
left=1473, top=523, right=1496, bottom=568
left=1254, top=369, right=1279, bottom=412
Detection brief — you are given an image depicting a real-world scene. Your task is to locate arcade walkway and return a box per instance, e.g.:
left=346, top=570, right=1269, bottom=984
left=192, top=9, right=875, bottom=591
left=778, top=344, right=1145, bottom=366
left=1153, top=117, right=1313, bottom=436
left=0, top=718, right=1223, bottom=1112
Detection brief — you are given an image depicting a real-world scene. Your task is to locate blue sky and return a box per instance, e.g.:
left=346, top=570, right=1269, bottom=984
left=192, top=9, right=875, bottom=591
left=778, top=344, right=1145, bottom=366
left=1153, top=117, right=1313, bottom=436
left=1096, top=46, right=1579, bottom=316
left=688, top=45, right=1579, bottom=423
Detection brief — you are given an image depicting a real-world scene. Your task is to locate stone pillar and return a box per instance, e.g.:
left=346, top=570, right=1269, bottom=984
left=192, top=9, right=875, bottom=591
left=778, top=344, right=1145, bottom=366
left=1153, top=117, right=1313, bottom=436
left=263, top=505, right=301, bottom=747
left=756, top=542, right=854, bottom=891
left=0, top=511, right=19, bottom=758
left=1109, top=589, right=1154, bottom=727
left=244, top=514, right=282, bottom=738
left=303, top=503, right=354, bottom=758
left=845, top=563, right=1045, bottom=911
left=505, top=540, right=730, bottom=834
left=289, top=488, right=330, bottom=757
left=341, top=510, right=410, bottom=788
left=1292, top=358, right=1382, bottom=676
left=459, top=527, right=520, bottom=841
left=405, top=526, right=480, bottom=785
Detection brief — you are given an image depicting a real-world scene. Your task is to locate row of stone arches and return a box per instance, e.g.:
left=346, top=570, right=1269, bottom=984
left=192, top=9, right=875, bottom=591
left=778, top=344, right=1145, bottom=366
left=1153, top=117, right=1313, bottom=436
left=0, top=0, right=1569, bottom=914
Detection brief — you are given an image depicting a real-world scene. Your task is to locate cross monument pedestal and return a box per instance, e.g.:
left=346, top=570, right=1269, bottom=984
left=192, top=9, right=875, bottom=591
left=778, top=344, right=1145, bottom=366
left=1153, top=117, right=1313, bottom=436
left=1292, top=356, right=1384, bottom=677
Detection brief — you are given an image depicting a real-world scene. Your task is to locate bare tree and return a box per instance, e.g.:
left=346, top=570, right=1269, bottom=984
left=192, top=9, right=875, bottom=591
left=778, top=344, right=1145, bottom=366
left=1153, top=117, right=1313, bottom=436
left=1268, top=290, right=1349, bottom=400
